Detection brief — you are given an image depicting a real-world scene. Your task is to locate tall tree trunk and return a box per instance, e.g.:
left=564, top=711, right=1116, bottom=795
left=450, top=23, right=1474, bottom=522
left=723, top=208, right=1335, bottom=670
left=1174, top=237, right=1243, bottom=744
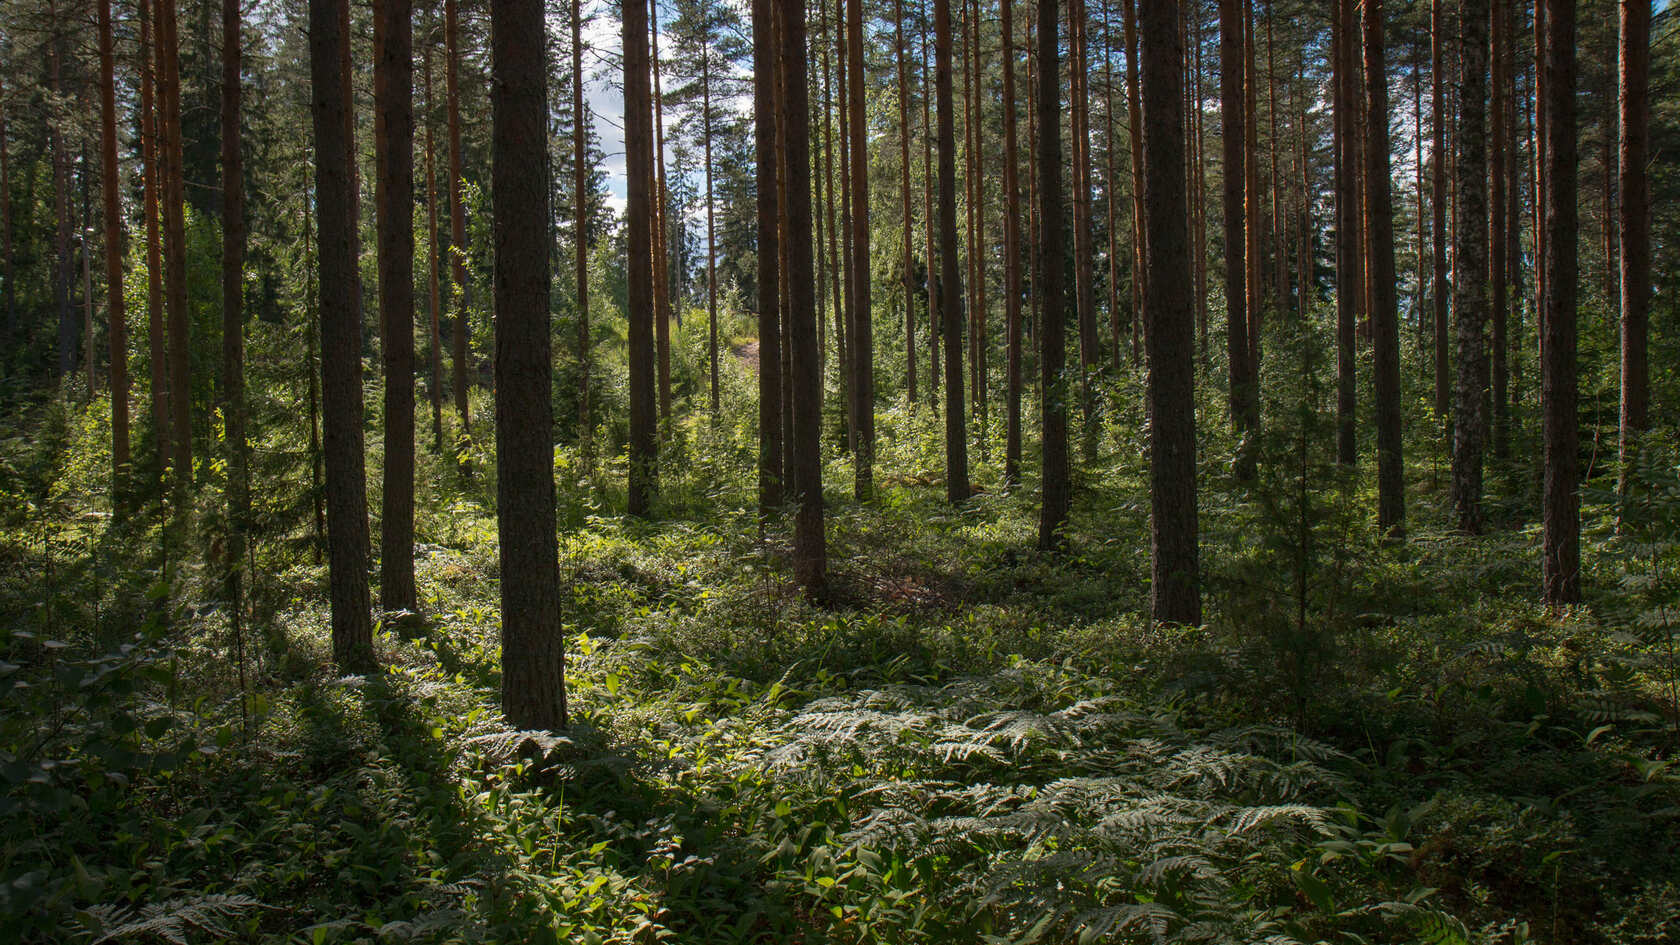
left=490, top=0, right=568, bottom=731
left=936, top=0, right=969, bottom=505
left=754, top=0, right=782, bottom=513
left=1124, top=0, right=1144, bottom=363
left=1243, top=0, right=1260, bottom=372
left=1364, top=0, right=1404, bottom=535
left=652, top=11, right=674, bottom=424
left=1193, top=5, right=1209, bottom=356
left=1431, top=0, right=1449, bottom=422
left=922, top=0, right=940, bottom=412
left=98, top=0, right=129, bottom=492
left=445, top=0, right=471, bottom=446
left=140, top=0, right=170, bottom=469
left=1330, top=0, right=1356, bottom=466
left=1490, top=0, right=1509, bottom=460
left=1071, top=0, right=1098, bottom=463
left=160, top=0, right=192, bottom=480
left=220, top=0, right=249, bottom=660
left=423, top=33, right=444, bottom=454
left=626, top=0, right=658, bottom=517
left=1540, top=0, right=1578, bottom=605
left=1451, top=0, right=1489, bottom=533
left=49, top=0, right=75, bottom=384
left=1002, top=0, right=1023, bottom=486
left=1103, top=2, right=1121, bottom=370
left=1219, top=0, right=1255, bottom=476
left=835, top=2, right=855, bottom=453
left=1615, top=0, right=1648, bottom=503
left=1141, top=0, right=1199, bottom=624
left=573, top=0, right=591, bottom=464
left=0, top=83, right=11, bottom=354
left=847, top=0, right=869, bottom=470
left=969, top=0, right=989, bottom=451
left=1266, top=3, right=1283, bottom=316
left=305, top=195, right=325, bottom=563
left=1035, top=0, right=1068, bottom=542
left=898, top=1, right=917, bottom=407
left=779, top=0, right=826, bottom=594
left=310, top=0, right=376, bottom=672
left=375, top=0, right=416, bottom=615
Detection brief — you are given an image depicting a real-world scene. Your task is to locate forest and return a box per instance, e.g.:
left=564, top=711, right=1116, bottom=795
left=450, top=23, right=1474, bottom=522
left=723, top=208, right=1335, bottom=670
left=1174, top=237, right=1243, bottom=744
left=2, top=0, right=1680, bottom=938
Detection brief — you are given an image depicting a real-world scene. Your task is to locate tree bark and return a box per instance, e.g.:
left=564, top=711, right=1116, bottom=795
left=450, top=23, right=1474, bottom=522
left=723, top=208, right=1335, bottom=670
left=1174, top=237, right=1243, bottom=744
left=220, top=0, right=249, bottom=657
left=652, top=13, right=675, bottom=422
left=1451, top=0, right=1489, bottom=533
left=1002, top=0, right=1023, bottom=486
left=1490, top=0, right=1509, bottom=462
left=423, top=31, right=444, bottom=454
left=574, top=0, right=591, bottom=463
left=1431, top=0, right=1449, bottom=422
left=445, top=0, right=471, bottom=446
left=1035, top=0, right=1068, bottom=543
left=779, top=0, right=826, bottom=594
left=898, top=0, right=917, bottom=408
left=490, top=0, right=568, bottom=731
left=375, top=0, right=417, bottom=615
left=626, top=0, right=658, bottom=517
left=1219, top=0, right=1255, bottom=477
left=1616, top=0, right=1648, bottom=502
left=848, top=0, right=873, bottom=498
left=160, top=0, right=192, bottom=481
left=1540, top=0, right=1578, bottom=605
left=98, top=0, right=130, bottom=492
left=1142, top=0, right=1199, bottom=624
left=1363, top=0, right=1404, bottom=536
left=140, top=0, right=170, bottom=469
left=753, top=0, right=782, bottom=513
left=310, top=0, right=376, bottom=672
left=1330, top=0, right=1356, bottom=466
left=934, top=0, right=970, bottom=505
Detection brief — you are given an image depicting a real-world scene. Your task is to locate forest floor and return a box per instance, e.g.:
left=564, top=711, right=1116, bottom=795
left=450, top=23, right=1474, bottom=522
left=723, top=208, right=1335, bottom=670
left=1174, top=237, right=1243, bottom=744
left=4, top=374, right=1680, bottom=944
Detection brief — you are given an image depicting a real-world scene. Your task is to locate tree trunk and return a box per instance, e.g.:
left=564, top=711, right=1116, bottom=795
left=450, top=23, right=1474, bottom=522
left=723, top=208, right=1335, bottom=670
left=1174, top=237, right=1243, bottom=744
left=0, top=84, right=11, bottom=354
left=96, top=0, right=130, bottom=492
left=1035, top=0, right=1068, bottom=543
left=423, top=33, right=444, bottom=454
left=1140, top=0, right=1199, bottom=623
left=1490, top=0, right=1508, bottom=463
left=778, top=0, right=826, bottom=594
left=49, top=0, right=75, bottom=384
left=1540, top=0, right=1578, bottom=605
left=626, top=0, right=658, bottom=517
left=572, top=0, right=591, bottom=465
left=923, top=0, right=940, bottom=412
left=309, top=0, right=376, bottom=672
left=1431, top=0, right=1449, bottom=422
left=1330, top=0, right=1356, bottom=466
left=1219, top=0, right=1255, bottom=477
left=140, top=0, right=170, bottom=469
left=1616, top=0, right=1648, bottom=502
left=754, top=0, right=782, bottom=513
left=652, top=12, right=674, bottom=424
left=160, top=0, right=192, bottom=481
left=1002, top=0, right=1023, bottom=486
left=445, top=0, right=471, bottom=446
left=1070, top=0, right=1098, bottom=463
left=898, top=0, right=917, bottom=408
left=220, top=0, right=249, bottom=661
left=375, top=0, right=416, bottom=615
left=936, top=0, right=969, bottom=505
left=846, top=0, right=872, bottom=497
left=1363, top=0, right=1404, bottom=535
left=835, top=3, right=855, bottom=453
left=1451, top=0, right=1489, bottom=533
left=490, top=0, right=568, bottom=731
left=1124, top=0, right=1145, bottom=364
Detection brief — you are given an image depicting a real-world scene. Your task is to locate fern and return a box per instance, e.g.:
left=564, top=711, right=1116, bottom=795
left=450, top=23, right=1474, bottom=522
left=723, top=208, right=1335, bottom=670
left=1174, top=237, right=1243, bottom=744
left=80, top=893, right=264, bottom=944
